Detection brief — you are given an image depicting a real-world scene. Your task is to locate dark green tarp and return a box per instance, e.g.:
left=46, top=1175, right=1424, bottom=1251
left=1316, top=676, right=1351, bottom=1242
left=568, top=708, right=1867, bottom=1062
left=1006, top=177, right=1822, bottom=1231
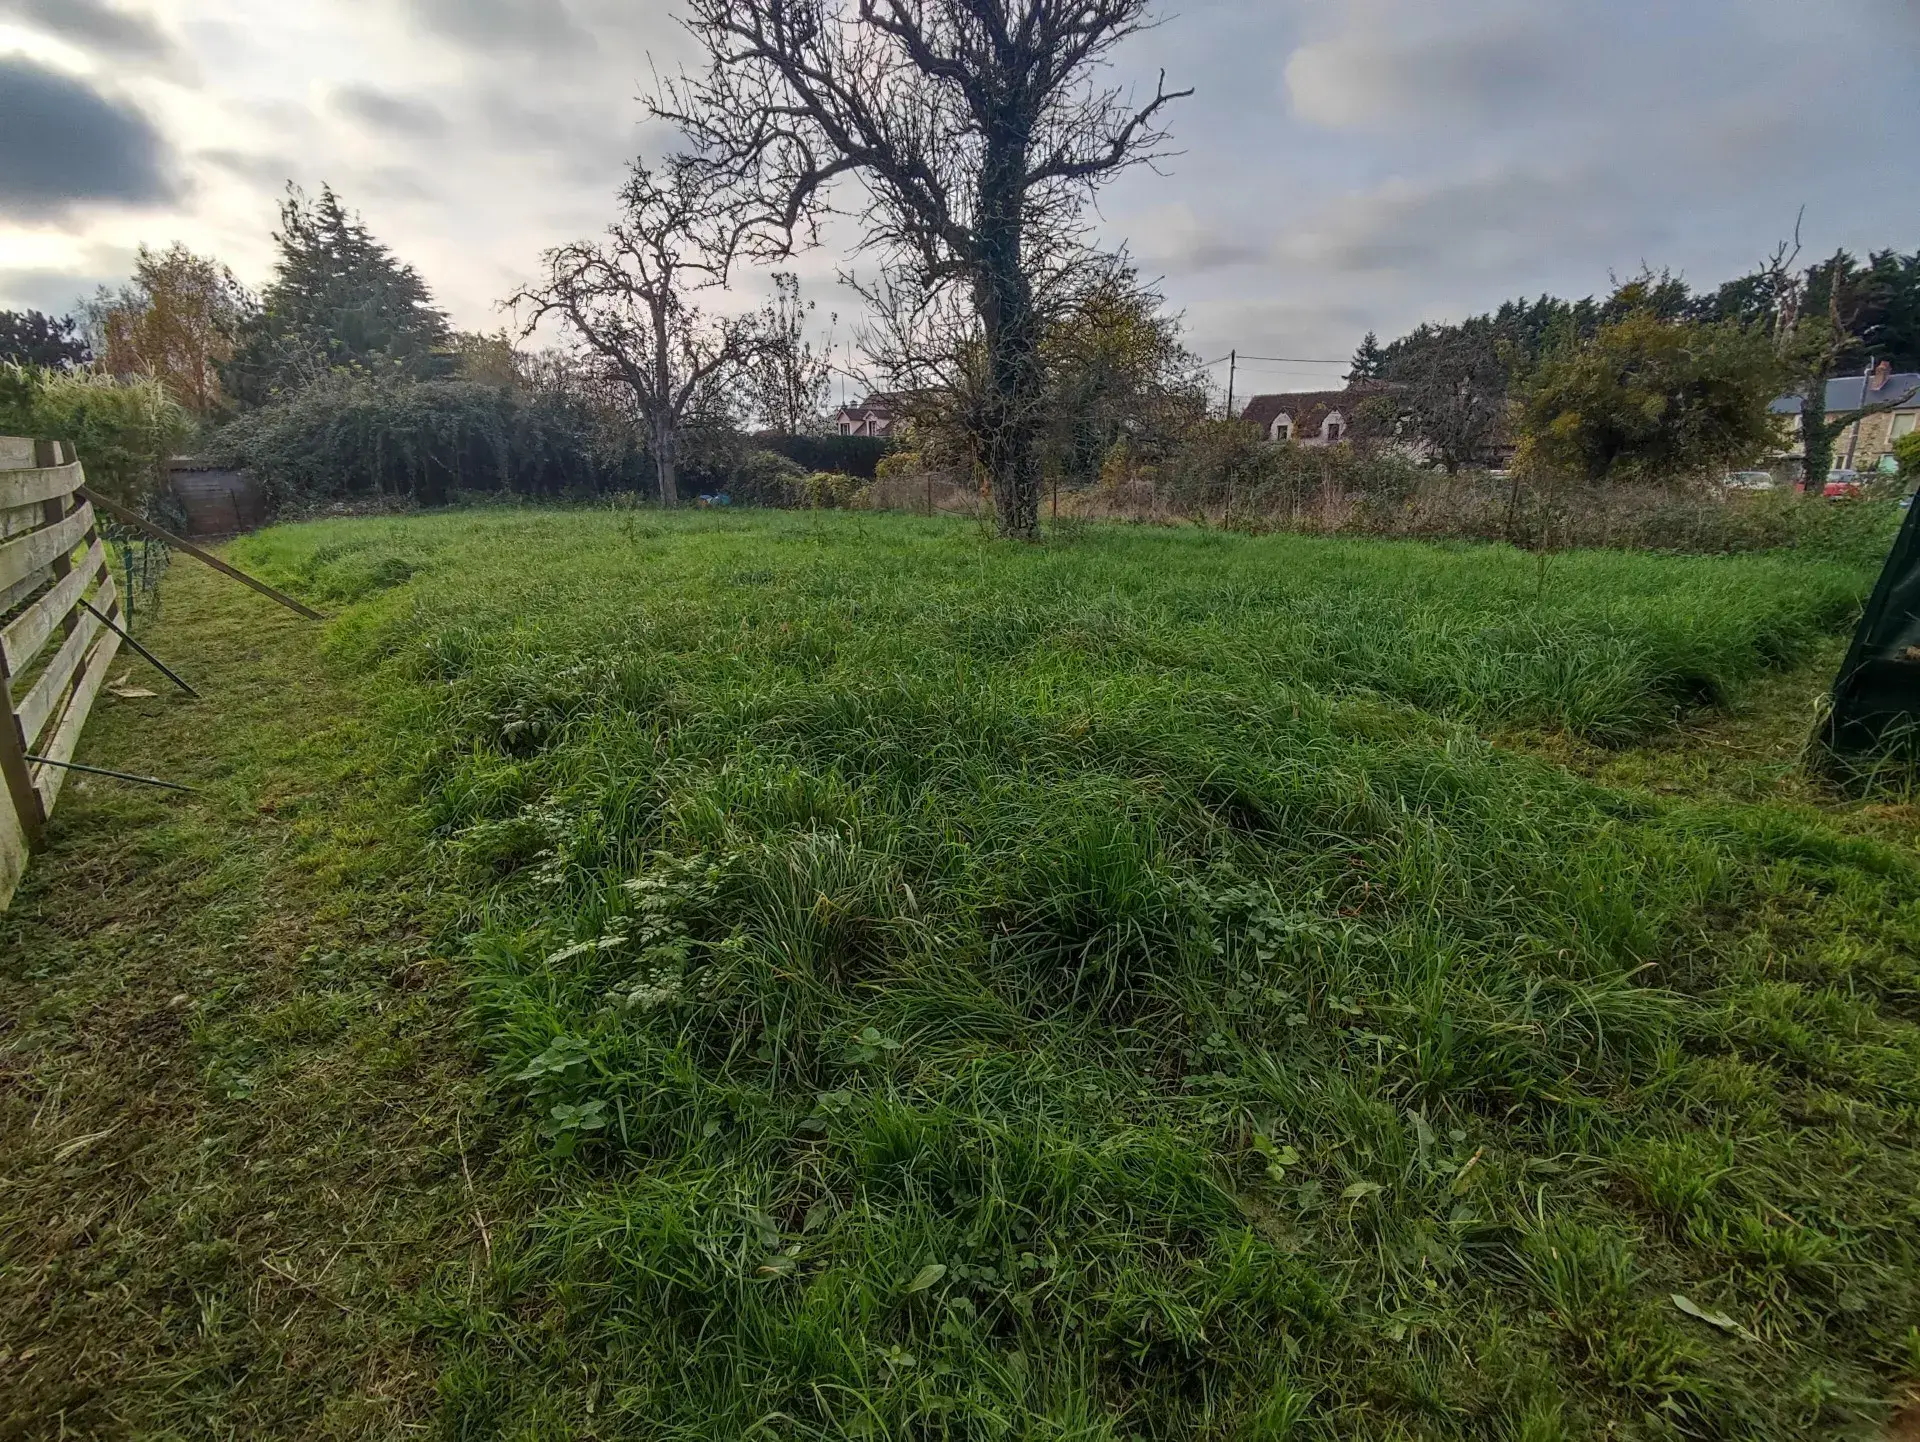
left=1826, top=498, right=1920, bottom=754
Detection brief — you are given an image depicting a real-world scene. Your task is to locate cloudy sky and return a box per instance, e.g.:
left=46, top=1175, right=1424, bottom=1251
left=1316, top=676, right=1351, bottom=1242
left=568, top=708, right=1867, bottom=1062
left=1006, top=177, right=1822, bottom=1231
left=4, top=0, right=1918, bottom=400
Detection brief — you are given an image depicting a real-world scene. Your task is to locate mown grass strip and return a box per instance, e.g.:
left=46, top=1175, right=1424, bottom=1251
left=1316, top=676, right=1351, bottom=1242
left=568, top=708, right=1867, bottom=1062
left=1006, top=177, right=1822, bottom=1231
left=0, top=560, right=482, bottom=1438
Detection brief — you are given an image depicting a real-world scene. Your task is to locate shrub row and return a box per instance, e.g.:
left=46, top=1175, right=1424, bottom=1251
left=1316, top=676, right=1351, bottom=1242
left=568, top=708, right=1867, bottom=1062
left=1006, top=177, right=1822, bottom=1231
left=0, top=363, right=191, bottom=504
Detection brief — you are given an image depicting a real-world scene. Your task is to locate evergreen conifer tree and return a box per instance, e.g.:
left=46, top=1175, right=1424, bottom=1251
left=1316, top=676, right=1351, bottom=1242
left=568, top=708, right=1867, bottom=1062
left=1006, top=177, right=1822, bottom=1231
left=1347, top=331, right=1385, bottom=383
left=226, top=186, right=451, bottom=405
left=0, top=311, right=90, bottom=370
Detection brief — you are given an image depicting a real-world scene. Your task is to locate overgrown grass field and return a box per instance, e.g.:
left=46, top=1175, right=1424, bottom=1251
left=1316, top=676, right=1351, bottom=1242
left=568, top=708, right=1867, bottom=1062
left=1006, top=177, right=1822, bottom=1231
left=226, top=509, right=1920, bottom=1440
left=7, top=508, right=1915, bottom=1439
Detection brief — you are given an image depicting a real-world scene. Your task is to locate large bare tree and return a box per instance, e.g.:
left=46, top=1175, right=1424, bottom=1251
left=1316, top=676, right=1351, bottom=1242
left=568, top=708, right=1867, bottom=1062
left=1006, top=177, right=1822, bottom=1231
left=658, top=0, right=1188, bottom=538
left=511, top=157, right=761, bottom=506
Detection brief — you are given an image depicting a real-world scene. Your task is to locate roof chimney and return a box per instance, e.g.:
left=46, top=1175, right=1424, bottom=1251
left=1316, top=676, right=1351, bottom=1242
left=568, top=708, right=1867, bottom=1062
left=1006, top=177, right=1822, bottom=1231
left=1873, top=360, right=1893, bottom=391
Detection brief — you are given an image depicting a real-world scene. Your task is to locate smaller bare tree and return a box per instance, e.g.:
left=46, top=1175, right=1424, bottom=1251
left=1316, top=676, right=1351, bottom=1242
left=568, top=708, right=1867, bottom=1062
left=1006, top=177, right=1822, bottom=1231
left=1760, top=222, right=1920, bottom=484
left=510, top=157, right=761, bottom=505
left=744, top=273, right=834, bottom=434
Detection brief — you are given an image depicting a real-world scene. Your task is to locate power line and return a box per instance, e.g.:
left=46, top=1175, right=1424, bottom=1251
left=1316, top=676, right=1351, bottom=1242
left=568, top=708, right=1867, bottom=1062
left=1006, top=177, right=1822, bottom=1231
left=1240, top=354, right=1349, bottom=366
left=1232, top=365, right=1349, bottom=375
left=1200, top=353, right=1348, bottom=367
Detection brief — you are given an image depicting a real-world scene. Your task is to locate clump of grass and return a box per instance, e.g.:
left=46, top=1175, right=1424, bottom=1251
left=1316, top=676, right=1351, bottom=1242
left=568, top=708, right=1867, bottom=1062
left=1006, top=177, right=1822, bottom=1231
left=234, top=509, right=1919, bottom=1439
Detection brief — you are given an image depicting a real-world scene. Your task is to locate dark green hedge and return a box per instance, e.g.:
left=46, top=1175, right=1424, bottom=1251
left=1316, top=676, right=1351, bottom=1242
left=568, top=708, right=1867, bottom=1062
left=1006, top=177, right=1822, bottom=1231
left=752, top=432, right=892, bottom=480
left=211, top=374, right=658, bottom=504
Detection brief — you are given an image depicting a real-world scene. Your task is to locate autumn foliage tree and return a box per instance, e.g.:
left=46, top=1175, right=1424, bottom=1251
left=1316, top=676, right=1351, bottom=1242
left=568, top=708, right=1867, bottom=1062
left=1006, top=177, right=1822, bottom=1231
left=1038, top=263, right=1204, bottom=486
left=89, top=243, right=250, bottom=418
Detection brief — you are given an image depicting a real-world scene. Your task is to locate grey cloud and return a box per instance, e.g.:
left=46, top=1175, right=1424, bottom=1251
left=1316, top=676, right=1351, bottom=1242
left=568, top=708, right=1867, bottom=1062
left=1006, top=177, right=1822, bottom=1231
left=333, top=84, right=447, bottom=138
left=1282, top=0, right=1916, bottom=147
left=1285, top=2, right=1566, bottom=133
left=1154, top=232, right=1271, bottom=274
left=478, top=92, right=589, bottom=149
left=474, top=89, right=645, bottom=186
left=1282, top=167, right=1619, bottom=277
left=1186, top=295, right=1378, bottom=369
left=200, top=148, right=298, bottom=190
left=407, top=0, right=590, bottom=55
left=1116, top=202, right=1273, bottom=276
left=0, top=57, right=175, bottom=218
left=359, top=166, right=434, bottom=202
left=0, top=267, right=123, bottom=317
left=0, top=0, right=174, bottom=65
left=1183, top=237, right=1270, bottom=272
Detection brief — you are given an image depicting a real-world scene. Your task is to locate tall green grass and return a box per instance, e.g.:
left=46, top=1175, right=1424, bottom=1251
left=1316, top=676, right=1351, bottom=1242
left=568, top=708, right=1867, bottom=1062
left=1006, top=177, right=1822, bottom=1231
left=238, top=510, right=1920, bottom=1440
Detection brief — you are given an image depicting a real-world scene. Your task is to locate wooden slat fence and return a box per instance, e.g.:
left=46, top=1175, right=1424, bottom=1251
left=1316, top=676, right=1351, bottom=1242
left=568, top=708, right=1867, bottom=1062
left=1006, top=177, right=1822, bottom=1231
left=0, top=437, right=124, bottom=909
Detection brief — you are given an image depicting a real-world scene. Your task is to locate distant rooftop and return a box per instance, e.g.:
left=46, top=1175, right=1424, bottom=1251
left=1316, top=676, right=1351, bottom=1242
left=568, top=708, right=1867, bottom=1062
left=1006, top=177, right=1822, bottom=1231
left=1240, top=381, right=1391, bottom=432
left=1772, top=371, right=1920, bottom=415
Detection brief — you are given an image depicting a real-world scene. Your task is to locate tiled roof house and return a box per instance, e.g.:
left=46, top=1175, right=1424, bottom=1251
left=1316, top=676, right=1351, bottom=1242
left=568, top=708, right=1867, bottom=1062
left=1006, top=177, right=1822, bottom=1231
left=1770, top=362, right=1920, bottom=473
left=1240, top=382, right=1392, bottom=445
left=834, top=393, right=913, bottom=439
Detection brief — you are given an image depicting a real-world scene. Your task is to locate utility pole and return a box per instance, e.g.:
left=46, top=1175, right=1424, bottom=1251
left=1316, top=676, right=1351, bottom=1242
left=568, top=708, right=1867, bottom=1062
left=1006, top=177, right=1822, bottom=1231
left=1225, top=349, right=1236, bottom=421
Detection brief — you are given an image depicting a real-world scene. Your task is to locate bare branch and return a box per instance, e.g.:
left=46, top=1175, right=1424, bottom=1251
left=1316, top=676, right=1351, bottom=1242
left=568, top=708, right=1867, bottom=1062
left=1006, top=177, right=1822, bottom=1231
left=654, top=0, right=1189, bottom=537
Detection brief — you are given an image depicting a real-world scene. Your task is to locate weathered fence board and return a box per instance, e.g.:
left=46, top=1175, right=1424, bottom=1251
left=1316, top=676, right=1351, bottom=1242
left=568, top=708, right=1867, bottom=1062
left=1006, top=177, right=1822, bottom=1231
left=2, top=502, right=46, bottom=540
left=0, top=504, right=93, bottom=591
left=34, top=621, right=122, bottom=814
left=18, top=580, right=114, bottom=750
left=0, top=438, right=122, bottom=910
left=0, top=794, right=22, bottom=904
left=2, top=539, right=106, bottom=675
left=0, top=461, right=85, bottom=511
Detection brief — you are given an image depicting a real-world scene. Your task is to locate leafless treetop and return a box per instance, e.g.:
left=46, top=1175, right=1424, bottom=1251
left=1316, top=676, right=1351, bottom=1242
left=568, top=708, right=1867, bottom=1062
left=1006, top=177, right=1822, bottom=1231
left=657, top=0, right=1187, bottom=278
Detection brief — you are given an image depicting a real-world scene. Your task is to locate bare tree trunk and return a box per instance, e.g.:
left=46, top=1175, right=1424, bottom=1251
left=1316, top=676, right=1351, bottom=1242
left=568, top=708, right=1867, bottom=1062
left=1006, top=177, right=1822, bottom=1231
left=981, top=355, right=1042, bottom=538
left=978, top=290, right=1043, bottom=538
left=654, top=414, right=679, bottom=507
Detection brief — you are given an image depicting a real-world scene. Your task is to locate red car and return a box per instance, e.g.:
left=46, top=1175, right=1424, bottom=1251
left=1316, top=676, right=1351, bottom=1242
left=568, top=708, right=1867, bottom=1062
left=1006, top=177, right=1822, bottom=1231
left=1799, top=470, right=1865, bottom=499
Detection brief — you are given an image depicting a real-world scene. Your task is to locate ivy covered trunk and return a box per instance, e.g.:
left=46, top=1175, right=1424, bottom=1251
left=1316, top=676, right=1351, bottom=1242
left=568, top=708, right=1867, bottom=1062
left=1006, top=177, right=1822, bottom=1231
left=1803, top=396, right=1835, bottom=489
left=978, top=290, right=1042, bottom=540
left=975, top=143, right=1042, bottom=541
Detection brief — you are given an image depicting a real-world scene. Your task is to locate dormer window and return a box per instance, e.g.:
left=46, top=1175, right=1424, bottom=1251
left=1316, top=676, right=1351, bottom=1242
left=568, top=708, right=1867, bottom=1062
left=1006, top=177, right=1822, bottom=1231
left=1323, top=412, right=1346, bottom=442
left=1271, top=414, right=1293, bottom=442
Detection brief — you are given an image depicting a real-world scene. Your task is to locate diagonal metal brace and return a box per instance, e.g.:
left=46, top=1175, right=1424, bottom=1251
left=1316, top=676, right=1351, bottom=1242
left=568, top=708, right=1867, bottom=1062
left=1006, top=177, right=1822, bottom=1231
left=79, top=599, right=200, bottom=699
left=26, top=754, right=197, bottom=793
